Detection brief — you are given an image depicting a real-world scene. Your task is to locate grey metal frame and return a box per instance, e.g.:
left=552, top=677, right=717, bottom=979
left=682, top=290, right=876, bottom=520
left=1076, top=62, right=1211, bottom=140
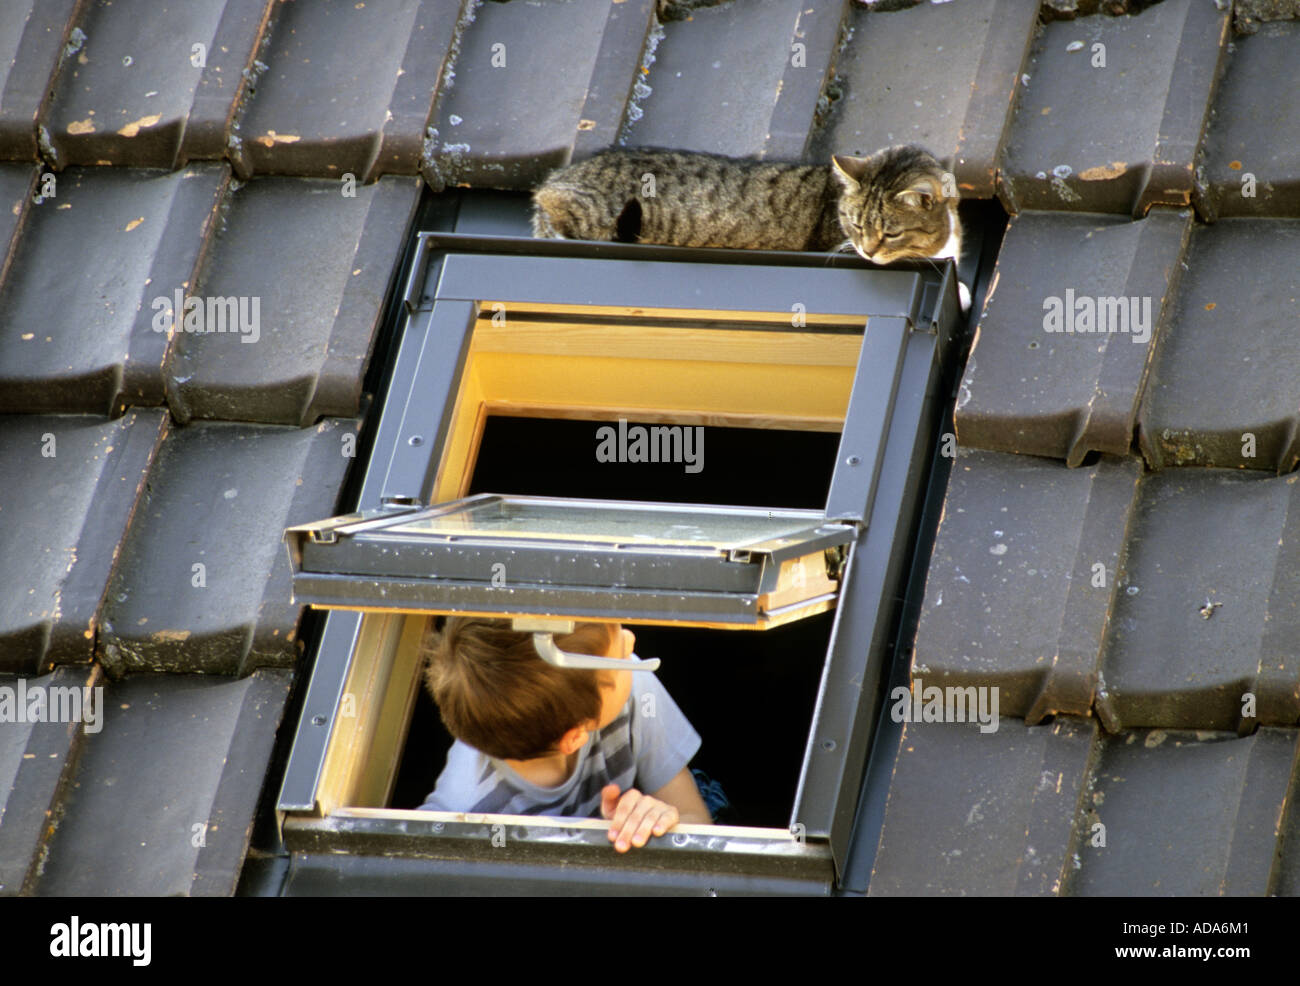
left=286, top=494, right=855, bottom=623
left=277, top=231, right=962, bottom=889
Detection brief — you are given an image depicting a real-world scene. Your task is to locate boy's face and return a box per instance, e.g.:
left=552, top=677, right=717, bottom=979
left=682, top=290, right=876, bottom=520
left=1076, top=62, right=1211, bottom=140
left=593, top=626, right=636, bottom=730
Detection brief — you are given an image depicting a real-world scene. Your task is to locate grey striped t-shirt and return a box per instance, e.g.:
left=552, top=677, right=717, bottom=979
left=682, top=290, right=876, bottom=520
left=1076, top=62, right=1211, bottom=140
left=418, top=672, right=700, bottom=818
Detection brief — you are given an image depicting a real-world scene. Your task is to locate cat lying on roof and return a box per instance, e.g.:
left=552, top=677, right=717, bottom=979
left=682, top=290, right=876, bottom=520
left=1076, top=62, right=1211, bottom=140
left=532, top=144, right=970, bottom=311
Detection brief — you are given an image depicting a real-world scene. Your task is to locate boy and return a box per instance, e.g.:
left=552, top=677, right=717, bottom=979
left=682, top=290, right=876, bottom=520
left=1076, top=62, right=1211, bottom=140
left=418, top=617, right=712, bottom=852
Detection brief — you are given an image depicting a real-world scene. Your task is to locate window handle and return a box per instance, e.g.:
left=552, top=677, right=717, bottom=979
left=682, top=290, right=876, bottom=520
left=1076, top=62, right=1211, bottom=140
left=531, top=633, right=660, bottom=673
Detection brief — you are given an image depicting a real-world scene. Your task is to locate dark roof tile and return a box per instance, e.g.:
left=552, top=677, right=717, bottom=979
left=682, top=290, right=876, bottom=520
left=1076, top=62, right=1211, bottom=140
left=1138, top=219, right=1300, bottom=473
left=867, top=718, right=1300, bottom=896
left=166, top=175, right=420, bottom=426
left=0, top=411, right=165, bottom=674
left=1203, top=23, right=1300, bottom=219
left=999, top=3, right=1229, bottom=216
left=42, top=0, right=272, bottom=170
left=812, top=0, right=1038, bottom=197
left=0, top=664, right=100, bottom=895
left=1279, top=745, right=1300, bottom=895
left=1096, top=468, right=1300, bottom=732
left=34, top=669, right=291, bottom=896
left=1037, top=0, right=1139, bottom=18
left=626, top=0, right=847, bottom=162
left=764, top=2, right=849, bottom=162
left=1070, top=727, right=1300, bottom=896
left=916, top=449, right=1300, bottom=732
left=0, top=163, right=37, bottom=277
left=912, top=449, right=1140, bottom=723
left=427, top=0, right=653, bottom=190
left=956, top=208, right=1192, bottom=465
left=572, top=0, right=660, bottom=163
left=867, top=717, right=1096, bottom=896
left=0, top=1, right=81, bottom=162
left=1233, top=0, right=1300, bottom=34
left=99, top=418, right=357, bottom=676
left=236, top=0, right=450, bottom=181
left=0, top=165, right=228, bottom=415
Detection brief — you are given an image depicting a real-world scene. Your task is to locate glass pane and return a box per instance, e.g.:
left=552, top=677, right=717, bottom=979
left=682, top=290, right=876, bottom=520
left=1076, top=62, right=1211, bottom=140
left=383, top=497, right=824, bottom=549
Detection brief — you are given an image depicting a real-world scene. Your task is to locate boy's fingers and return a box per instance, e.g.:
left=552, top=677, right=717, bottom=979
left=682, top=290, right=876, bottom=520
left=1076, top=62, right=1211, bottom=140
left=607, top=788, right=642, bottom=842
left=651, top=804, right=679, bottom=837
left=616, top=787, right=643, bottom=822
left=612, top=793, right=651, bottom=852
left=616, top=796, right=663, bottom=852
left=599, top=784, right=622, bottom=819
left=630, top=804, right=668, bottom=848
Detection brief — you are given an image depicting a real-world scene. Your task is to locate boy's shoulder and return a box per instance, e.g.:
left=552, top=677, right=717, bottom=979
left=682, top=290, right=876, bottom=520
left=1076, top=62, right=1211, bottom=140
left=626, top=670, right=673, bottom=728
left=419, top=739, right=497, bottom=813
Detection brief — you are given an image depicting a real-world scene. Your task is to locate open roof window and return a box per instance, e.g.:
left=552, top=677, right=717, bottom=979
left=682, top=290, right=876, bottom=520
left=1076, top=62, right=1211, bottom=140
left=289, top=494, right=851, bottom=628
left=275, top=229, right=963, bottom=894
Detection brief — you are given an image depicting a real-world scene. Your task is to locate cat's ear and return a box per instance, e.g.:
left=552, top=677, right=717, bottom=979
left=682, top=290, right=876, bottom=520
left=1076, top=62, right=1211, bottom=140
left=894, top=177, right=940, bottom=211
left=832, top=155, right=870, bottom=188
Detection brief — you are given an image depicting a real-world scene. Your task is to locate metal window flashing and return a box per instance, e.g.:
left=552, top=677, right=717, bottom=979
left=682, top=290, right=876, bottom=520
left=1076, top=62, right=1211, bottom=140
left=403, top=232, right=960, bottom=325
left=277, top=229, right=963, bottom=890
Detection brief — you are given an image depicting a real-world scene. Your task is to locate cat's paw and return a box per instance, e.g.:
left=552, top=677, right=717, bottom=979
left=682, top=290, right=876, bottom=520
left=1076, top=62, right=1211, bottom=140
left=958, top=281, right=971, bottom=314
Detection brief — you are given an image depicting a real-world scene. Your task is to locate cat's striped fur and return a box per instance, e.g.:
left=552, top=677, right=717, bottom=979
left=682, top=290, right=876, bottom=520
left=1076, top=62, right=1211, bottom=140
left=532, top=144, right=961, bottom=266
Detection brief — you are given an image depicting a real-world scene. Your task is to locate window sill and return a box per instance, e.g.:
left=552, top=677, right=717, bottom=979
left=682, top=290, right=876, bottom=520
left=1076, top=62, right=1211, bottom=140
left=283, top=806, right=833, bottom=882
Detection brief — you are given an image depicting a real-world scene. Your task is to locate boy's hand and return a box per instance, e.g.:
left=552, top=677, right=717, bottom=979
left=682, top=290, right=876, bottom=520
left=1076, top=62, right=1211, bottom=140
left=600, top=784, right=679, bottom=853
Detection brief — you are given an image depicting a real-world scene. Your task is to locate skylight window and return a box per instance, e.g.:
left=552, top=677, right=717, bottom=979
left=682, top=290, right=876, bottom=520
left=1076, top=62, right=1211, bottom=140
left=274, top=229, right=962, bottom=893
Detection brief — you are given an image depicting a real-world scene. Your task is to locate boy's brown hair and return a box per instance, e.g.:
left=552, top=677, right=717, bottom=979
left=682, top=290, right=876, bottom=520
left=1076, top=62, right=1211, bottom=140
left=422, top=617, right=619, bottom=761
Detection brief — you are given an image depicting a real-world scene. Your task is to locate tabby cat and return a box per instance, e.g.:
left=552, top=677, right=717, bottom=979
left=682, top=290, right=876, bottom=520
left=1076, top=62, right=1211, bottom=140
left=531, top=144, right=962, bottom=270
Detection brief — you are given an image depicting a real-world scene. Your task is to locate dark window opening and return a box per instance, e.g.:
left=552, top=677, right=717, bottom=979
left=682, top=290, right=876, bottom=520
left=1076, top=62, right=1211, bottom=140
left=389, top=416, right=840, bottom=826
left=466, top=415, right=839, bottom=508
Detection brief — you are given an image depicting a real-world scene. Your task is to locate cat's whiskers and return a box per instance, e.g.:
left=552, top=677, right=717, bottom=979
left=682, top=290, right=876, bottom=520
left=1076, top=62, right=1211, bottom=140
left=823, top=240, right=857, bottom=267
